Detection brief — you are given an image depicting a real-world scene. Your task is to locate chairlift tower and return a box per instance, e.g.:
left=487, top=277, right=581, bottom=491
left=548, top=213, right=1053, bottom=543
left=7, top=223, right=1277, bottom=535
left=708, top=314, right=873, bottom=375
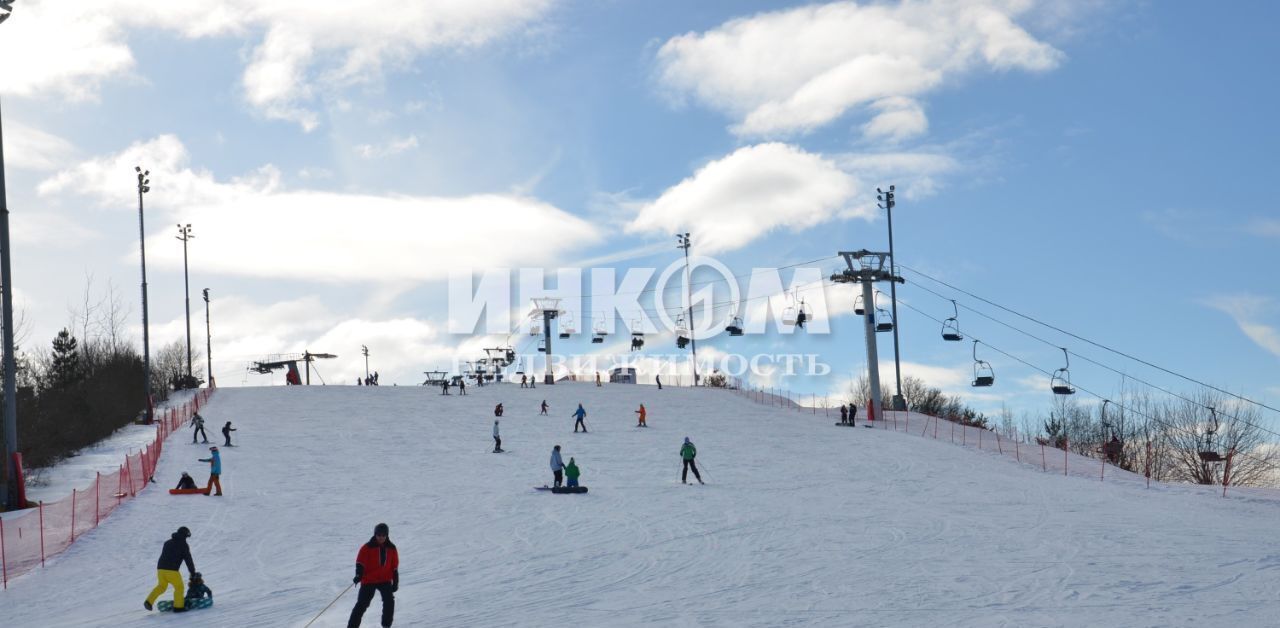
left=677, top=233, right=700, bottom=386
left=533, top=297, right=561, bottom=385
left=483, top=347, right=509, bottom=383
left=877, top=186, right=907, bottom=411
left=831, top=250, right=904, bottom=420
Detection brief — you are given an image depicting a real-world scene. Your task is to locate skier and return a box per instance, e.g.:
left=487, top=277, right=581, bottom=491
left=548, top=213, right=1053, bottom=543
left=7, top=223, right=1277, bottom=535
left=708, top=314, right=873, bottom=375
left=595, top=372, right=602, bottom=387
left=494, top=403, right=504, bottom=417
left=655, top=374, right=662, bottom=390
left=198, top=446, right=222, bottom=496
left=635, top=404, right=647, bottom=427
left=572, top=404, right=587, bottom=433
left=185, top=572, right=213, bottom=605
left=222, top=421, right=236, bottom=446
left=348, top=522, right=398, bottom=628
left=144, top=526, right=195, bottom=612
left=565, top=457, right=581, bottom=488
left=680, top=437, right=703, bottom=484
left=175, top=472, right=197, bottom=490
left=190, top=413, right=208, bottom=444
left=839, top=405, right=848, bottom=424
left=550, top=445, right=565, bottom=487
left=441, top=381, right=450, bottom=395
left=521, top=374, right=528, bottom=388
left=493, top=420, right=502, bottom=453
left=540, top=400, right=548, bottom=415
left=459, top=379, right=467, bottom=395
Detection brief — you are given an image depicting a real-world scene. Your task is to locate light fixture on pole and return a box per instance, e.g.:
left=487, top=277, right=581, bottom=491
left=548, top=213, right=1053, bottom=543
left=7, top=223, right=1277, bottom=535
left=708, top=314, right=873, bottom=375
left=176, top=223, right=194, bottom=383
left=0, top=0, right=20, bottom=507
left=136, top=166, right=153, bottom=423
left=202, top=288, right=213, bottom=388
left=676, top=233, right=699, bottom=386
left=361, top=345, right=369, bottom=381
left=877, top=185, right=907, bottom=411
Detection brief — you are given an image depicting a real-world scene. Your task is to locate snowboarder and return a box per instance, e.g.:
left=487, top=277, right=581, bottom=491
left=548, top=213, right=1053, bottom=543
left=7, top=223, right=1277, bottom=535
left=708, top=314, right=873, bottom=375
left=635, top=404, right=647, bottom=427
left=222, top=421, right=236, bottom=446
left=540, top=400, right=548, bottom=415
left=680, top=437, right=703, bottom=484
left=655, top=374, right=662, bottom=390
left=198, top=446, right=222, bottom=496
left=494, top=403, right=504, bottom=417
left=565, top=457, right=581, bottom=488
left=595, top=372, right=602, bottom=387
left=550, top=445, right=565, bottom=487
left=839, top=405, right=848, bottom=424
left=572, top=404, right=587, bottom=433
left=357, top=377, right=362, bottom=386
left=493, top=420, right=503, bottom=453
left=848, top=403, right=857, bottom=424
left=348, top=522, right=398, bottom=628
left=144, top=526, right=195, bottom=612
left=441, top=381, right=450, bottom=395
left=521, top=374, right=528, bottom=388
left=175, top=472, right=197, bottom=490
left=459, top=379, right=467, bottom=395
left=190, top=413, right=208, bottom=444
left=529, top=376, right=535, bottom=389
left=185, top=572, right=213, bottom=605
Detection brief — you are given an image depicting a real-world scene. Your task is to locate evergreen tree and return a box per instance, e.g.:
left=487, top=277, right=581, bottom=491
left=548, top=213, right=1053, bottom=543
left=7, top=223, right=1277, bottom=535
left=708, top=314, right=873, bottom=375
left=49, top=328, right=81, bottom=389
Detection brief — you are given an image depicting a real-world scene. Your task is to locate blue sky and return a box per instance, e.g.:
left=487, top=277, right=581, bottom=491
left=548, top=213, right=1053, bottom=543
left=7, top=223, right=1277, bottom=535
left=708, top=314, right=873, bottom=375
left=0, top=1, right=1276, bottom=420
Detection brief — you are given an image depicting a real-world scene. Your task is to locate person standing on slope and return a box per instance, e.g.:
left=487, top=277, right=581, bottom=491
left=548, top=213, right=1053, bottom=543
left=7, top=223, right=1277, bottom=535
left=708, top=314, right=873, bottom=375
left=540, top=400, right=548, bottom=415
left=494, top=403, right=504, bottom=417
left=565, top=457, right=581, bottom=488
left=839, top=405, right=848, bottom=425
left=550, top=445, right=566, bottom=487
left=680, top=437, right=703, bottom=485
left=572, top=404, right=588, bottom=433
left=144, top=526, right=195, bottom=612
left=198, top=446, right=222, bottom=496
left=655, top=374, right=662, bottom=390
left=222, top=421, right=236, bottom=446
left=348, top=522, right=399, bottom=628
left=190, top=413, right=208, bottom=444
left=635, top=404, right=647, bottom=427
left=493, top=420, right=503, bottom=453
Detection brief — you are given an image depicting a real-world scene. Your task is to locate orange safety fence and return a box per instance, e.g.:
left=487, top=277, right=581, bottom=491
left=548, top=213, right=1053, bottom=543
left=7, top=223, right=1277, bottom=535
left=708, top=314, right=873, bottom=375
left=0, top=388, right=214, bottom=589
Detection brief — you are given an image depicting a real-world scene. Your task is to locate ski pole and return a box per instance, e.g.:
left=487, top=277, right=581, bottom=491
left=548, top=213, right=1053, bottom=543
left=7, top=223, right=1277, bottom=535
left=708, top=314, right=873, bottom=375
left=304, top=582, right=354, bottom=628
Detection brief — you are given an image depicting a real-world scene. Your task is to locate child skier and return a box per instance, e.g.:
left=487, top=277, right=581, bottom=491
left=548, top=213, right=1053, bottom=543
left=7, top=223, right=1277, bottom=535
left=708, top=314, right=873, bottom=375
left=635, top=404, right=647, bottom=427
left=221, top=421, right=236, bottom=446
left=493, top=420, right=503, bottom=453
left=572, top=404, right=587, bottom=433
left=185, top=572, right=213, bottom=605
left=565, top=457, right=581, bottom=488
left=190, top=413, right=208, bottom=444
left=680, top=437, right=704, bottom=485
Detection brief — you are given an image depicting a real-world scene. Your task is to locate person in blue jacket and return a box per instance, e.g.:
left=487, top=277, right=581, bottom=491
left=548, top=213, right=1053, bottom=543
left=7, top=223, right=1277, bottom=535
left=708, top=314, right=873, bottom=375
left=550, top=445, right=565, bottom=487
left=198, top=446, right=222, bottom=496
left=572, top=404, right=587, bottom=433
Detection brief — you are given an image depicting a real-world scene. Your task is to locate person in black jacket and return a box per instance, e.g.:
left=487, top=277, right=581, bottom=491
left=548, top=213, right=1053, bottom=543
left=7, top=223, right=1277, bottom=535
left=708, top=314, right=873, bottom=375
left=175, top=472, right=197, bottom=490
left=145, top=526, right=195, bottom=612
left=222, top=421, right=236, bottom=446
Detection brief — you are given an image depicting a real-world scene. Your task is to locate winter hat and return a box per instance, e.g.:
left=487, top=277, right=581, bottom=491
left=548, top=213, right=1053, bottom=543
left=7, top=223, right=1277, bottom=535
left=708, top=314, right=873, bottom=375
left=209, top=446, right=218, bottom=451
left=177, top=526, right=191, bottom=538
left=684, top=437, right=690, bottom=444
left=191, top=572, right=203, bottom=581
left=374, top=523, right=390, bottom=537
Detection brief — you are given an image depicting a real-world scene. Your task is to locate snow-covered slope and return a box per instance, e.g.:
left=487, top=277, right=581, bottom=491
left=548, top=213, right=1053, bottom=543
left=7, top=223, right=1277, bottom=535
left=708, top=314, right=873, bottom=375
left=1, top=383, right=1278, bottom=627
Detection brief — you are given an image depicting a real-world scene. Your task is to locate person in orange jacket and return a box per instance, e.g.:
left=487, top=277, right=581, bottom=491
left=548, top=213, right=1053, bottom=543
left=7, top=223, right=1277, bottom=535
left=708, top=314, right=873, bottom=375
left=635, top=404, right=647, bottom=427
left=348, top=522, right=399, bottom=627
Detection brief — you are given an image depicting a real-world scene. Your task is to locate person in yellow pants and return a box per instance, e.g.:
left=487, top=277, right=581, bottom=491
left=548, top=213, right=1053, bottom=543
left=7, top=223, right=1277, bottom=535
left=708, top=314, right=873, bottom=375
left=145, top=526, right=196, bottom=612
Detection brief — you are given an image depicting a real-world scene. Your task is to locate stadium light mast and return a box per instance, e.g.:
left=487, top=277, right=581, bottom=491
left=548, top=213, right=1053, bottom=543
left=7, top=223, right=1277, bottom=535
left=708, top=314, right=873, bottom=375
left=831, top=250, right=904, bottom=422
left=136, top=166, right=154, bottom=423
left=176, top=224, right=194, bottom=381
left=0, top=0, right=20, bottom=508
left=361, top=345, right=370, bottom=382
left=878, top=185, right=907, bottom=411
left=676, top=233, right=699, bottom=386
left=202, top=289, right=213, bottom=387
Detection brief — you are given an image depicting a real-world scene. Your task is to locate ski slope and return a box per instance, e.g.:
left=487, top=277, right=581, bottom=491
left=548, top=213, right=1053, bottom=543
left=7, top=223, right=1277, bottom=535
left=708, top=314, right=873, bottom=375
left=1, top=382, right=1278, bottom=627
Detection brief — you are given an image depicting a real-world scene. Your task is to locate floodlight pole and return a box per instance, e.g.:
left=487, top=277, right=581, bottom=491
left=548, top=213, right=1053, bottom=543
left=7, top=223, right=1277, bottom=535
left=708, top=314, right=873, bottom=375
left=176, top=224, right=193, bottom=380
left=0, top=94, right=19, bottom=507
left=136, top=167, right=153, bottom=423
left=832, top=250, right=904, bottom=422
left=202, top=289, right=213, bottom=387
left=361, top=345, right=369, bottom=381
left=677, top=233, right=699, bottom=386
left=878, top=186, right=906, bottom=411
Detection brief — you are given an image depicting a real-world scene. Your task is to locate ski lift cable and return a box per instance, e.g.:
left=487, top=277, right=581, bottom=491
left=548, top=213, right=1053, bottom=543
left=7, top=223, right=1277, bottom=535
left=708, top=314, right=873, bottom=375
left=901, top=278, right=1279, bottom=437
left=900, top=263, right=1280, bottom=418
left=896, top=295, right=1277, bottom=464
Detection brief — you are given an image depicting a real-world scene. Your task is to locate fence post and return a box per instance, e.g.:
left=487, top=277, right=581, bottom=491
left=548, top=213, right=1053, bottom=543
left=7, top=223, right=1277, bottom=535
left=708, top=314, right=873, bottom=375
left=978, top=428, right=983, bottom=450
left=1145, top=440, right=1152, bottom=489
left=1100, top=455, right=1106, bottom=482
left=70, top=489, right=77, bottom=543
left=1222, top=449, right=1236, bottom=498
left=950, top=419, right=955, bottom=443
left=1040, top=444, right=1046, bottom=471
left=38, top=501, right=46, bottom=567
left=1014, top=437, right=1020, bottom=463
left=996, top=432, right=1002, bottom=455
left=1064, top=437, right=1069, bottom=476
left=95, top=472, right=101, bottom=527
left=933, top=416, right=938, bottom=439
left=1, top=515, right=7, bottom=589
left=962, top=423, right=966, bottom=446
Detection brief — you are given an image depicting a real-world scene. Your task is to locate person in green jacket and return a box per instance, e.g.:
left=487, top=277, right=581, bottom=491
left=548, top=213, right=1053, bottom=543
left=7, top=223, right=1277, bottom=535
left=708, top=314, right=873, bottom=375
left=680, top=437, right=703, bottom=484
left=565, top=458, right=581, bottom=488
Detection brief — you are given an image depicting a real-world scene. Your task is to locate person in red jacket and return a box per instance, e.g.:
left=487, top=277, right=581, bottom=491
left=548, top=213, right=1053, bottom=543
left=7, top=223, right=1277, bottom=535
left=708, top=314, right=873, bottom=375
left=348, top=522, right=399, bottom=628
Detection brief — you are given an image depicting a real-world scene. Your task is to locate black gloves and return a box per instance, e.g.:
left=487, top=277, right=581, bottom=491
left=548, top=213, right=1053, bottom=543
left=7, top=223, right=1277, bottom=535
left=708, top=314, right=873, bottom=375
left=353, top=575, right=361, bottom=584
left=392, top=582, right=399, bottom=593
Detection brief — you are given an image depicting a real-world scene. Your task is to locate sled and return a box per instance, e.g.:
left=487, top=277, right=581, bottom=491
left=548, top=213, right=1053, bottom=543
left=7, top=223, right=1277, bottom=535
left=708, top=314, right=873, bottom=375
left=169, top=488, right=209, bottom=495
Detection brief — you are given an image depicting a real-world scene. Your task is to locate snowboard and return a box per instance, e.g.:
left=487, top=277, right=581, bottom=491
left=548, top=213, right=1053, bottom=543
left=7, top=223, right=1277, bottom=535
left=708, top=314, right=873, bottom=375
left=157, top=598, right=213, bottom=612
left=490, top=449, right=509, bottom=453
left=535, top=485, right=588, bottom=494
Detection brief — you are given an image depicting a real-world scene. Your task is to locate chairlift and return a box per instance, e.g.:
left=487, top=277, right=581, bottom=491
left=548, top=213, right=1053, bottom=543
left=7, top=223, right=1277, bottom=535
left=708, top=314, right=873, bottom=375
left=941, top=300, right=963, bottom=342
left=795, top=299, right=809, bottom=329
left=1050, top=347, right=1075, bottom=395
left=853, top=294, right=865, bottom=316
left=725, top=314, right=744, bottom=337
left=591, top=313, right=607, bottom=344
left=676, top=314, right=690, bottom=349
left=1198, top=407, right=1227, bottom=463
left=537, top=339, right=547, bottom=353
left=971, top=340, right=994, bottom=387
left=559, top=312, right=575, bottom=340
left=504, top=348, right=516, bottom=364
left=530, top=323, right=542, bottom=336
left=630, top=317, right=645, bottom=351
left=875, top=306, right=894, bottom=333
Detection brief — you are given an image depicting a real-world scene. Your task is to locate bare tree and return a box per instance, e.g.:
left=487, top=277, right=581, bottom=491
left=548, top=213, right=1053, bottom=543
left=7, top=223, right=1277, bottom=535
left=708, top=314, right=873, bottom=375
left=1158, top=390, right=1278, bottom=486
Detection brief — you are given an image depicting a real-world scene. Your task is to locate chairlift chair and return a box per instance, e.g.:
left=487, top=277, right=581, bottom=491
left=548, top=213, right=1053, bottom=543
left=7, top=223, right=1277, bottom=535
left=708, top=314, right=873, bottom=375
left=530, top=323, right=542, bottom=336
left=971, top=340, right=995, bottom=387
left=559, top=312, right=575, bottom=340
left=795, top=300, right=809, bottom=329
left=1050, top=347, right=1075, bottom=395
left=725, top=315, right=744, bottom=337
left=781, top=305, right=797, bottom=326
left=591, top=314, right=607, bottom=344
left=853, top=294, right=865, bottom=316
left=675, top=314, right=690, bottom=349
left=941, top=300, right=962, bottom=342
left=875, top=306, right=894, bottom=332
left=537, top=339, right=547, bottom=353
left=630, top=317, right=645, bottom=351
left=504, top=348, right=516, bottom=364
left=1198, top=407, right=1226, bottom=463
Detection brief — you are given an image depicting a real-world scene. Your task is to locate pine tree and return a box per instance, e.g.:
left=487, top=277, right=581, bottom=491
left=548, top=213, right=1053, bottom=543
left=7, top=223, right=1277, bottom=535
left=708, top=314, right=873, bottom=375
left=49, top=328, right=81, bottom=389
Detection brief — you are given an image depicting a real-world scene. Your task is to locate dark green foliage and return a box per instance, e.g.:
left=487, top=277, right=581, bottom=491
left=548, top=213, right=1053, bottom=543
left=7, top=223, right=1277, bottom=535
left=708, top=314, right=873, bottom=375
left=48, top=328, right=81, bottom=390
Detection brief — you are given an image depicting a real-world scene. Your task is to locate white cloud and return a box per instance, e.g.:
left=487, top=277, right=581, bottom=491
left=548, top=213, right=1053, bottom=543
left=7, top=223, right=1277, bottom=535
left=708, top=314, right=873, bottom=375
left=1208, top=295, right=1280, bottom=358
left=861, top=97, right=928, bottom=141
left=655, top=0, right=1063, bottom=138
left=5, top=122, right=77, bottom=171
left=355, top=135, right=420, bottom=160
left=1250, top=219, right=1280, bottom=238
left=628, top=143, right=859, bottom=254
left=38, top=135, right=602, bottom=283
left=0, top=0, right=554, bottom=128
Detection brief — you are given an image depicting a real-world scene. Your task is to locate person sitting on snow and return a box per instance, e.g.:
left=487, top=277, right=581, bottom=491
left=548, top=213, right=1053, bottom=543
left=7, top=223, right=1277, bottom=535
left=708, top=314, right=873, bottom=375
left=175, top=472, right=197, bottom=490
left=185, top=572, right=213, bottom=603
left=565, top=457, right=582, bottom=488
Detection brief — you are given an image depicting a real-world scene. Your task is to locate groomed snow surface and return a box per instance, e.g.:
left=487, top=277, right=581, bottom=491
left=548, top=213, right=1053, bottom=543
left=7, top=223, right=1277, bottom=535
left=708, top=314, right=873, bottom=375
left=1, top=383, right=1278, bottom=627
